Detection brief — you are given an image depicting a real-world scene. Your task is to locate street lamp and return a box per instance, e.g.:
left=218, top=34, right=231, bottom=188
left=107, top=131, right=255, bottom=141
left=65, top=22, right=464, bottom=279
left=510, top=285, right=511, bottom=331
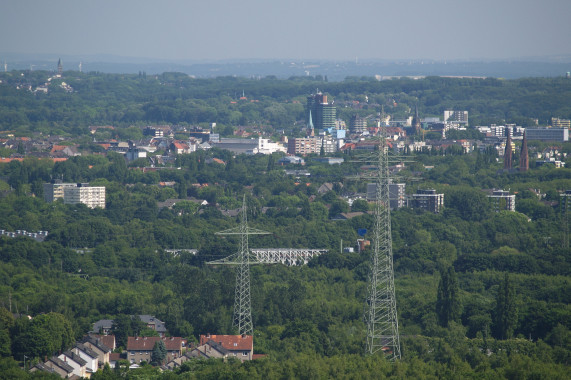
left=23, top=355, right=28, bottom=371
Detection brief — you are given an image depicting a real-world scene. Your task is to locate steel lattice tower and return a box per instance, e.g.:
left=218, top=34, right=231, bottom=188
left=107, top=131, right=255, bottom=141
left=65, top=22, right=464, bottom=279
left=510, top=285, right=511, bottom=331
left=216, top=195, right=270, bottom=336
left=364, top=135, right=401, bottom=359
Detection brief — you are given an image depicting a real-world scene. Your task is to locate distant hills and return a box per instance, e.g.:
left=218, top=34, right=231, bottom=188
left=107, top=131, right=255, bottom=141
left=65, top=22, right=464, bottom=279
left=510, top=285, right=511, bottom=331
left=1, top=53, right=570, bottom=80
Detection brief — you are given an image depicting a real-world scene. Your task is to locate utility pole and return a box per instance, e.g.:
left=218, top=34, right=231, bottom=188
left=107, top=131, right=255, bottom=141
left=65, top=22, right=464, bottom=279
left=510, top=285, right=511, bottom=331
left=216, top=195, right=270, bottom=336
left=363, top=134, right=401, bottom=359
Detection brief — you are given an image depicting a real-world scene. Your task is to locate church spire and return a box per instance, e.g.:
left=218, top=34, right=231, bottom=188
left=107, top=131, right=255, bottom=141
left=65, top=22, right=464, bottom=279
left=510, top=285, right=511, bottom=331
left=307, top=110, right=315, bottom=136
left=519, top=131, right=529, bottom=171
left=504, top=128, right=513, bottom=170
left=412, top=104, right=421, bottom=135
left=57, top=58, right=63, bottom=75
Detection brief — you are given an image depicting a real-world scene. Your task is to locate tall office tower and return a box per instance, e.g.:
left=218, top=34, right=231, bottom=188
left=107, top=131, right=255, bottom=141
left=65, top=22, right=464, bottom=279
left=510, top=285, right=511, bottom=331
left=504, top=129, right=513, bottom=170
left=519, top=131, right=529, bottom=171
left=306, top=92, right=336, bottom=130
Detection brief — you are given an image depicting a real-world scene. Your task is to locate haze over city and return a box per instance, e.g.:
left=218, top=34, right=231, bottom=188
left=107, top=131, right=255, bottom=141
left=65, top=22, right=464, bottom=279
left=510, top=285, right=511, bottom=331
left=2, top=0, right=571, bottom=63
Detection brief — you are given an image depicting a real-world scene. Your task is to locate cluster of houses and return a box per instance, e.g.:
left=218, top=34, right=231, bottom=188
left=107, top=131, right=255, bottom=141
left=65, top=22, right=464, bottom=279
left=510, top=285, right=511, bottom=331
left=30, top=315, right=260, bottom=378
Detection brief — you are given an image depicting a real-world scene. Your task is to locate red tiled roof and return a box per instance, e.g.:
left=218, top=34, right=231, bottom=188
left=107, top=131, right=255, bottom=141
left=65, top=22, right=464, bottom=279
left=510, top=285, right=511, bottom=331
left=252, top=354, right=267, bottom=360
left=127, top=336, right=182, bottom=351
left=0, top=157, right=67, bottom=163
left=109, top=353, right=121, bottom=361
left=51, top=145, right=66, bottom=152
left=199, top=334, right=253, bottom=351
left=90, top=334, right=116, bottom=350
left=211, top=158, right=225, bottom=165
left=173, top=142, right=188, bottom=150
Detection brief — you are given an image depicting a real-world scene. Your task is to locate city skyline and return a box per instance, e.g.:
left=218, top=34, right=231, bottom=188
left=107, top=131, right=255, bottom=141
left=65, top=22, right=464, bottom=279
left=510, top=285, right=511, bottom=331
left=2, top=0, right=571, bottom=63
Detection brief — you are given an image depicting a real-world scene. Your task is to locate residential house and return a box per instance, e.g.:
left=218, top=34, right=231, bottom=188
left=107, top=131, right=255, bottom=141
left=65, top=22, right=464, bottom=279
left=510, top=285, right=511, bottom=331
left=44, top=356, right=75, bottom=378
left=127, top=336, right=184, bottom=365
left=73, top=343, right=99, bottom=374
left=277, top=156, right=305, bottom=165
left=91, top=315, right=168, bottom=337
left=30, top=363, right=57, bottom=376
left=88, top=334, right=116, bottom=351
left=58, top=351, right=88, bottom=378
left=170, top=140, right=192, bottom=154
left=139, top=315, right=168, bottom=337
left=318, top=182, right=342, bottom=194
left=92, top=319, right=113, bottom=335
left=81, top=335, right=111, bottom=366
left=331, top=212, right=368, bottom=220
left=162, top=351, right=195, bottom=370
left=189, top=340, right=229, bottom=360
left=199, top=334, right=253, bottom=361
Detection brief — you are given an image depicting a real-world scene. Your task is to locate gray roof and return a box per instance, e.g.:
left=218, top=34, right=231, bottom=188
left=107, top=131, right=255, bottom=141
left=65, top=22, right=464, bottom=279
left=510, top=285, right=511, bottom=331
left=139, top=315, right=167, bottom=333
left=63, top=351, right=87, bottom=367
left=92, top=319, right=113, bottom=333
left=75, top=343, right=99, bottom=359
left=82, top=335, right=112, bottom=353
left=49, top=356, right=74, bottom=373
left=33, top=363, right=56, bottom=373
left=206, top=339, right=229, bottom=355
left=92, top=315, right=168, bottom=334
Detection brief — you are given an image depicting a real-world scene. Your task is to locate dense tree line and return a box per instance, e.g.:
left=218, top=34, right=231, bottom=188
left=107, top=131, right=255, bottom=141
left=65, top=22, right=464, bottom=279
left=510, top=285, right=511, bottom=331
left=1, top=72, right=570, bottom=138
left=0, top=73, right=569, bottom=377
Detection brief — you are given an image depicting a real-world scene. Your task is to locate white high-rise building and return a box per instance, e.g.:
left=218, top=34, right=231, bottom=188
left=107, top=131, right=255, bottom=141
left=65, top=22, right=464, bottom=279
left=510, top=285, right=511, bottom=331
left=63, top=185, right=106, bottom=209
left=444, top=110, right=469, bottom=126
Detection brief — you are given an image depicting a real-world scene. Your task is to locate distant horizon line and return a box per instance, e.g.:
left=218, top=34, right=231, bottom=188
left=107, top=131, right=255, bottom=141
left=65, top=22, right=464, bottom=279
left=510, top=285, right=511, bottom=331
left=2, top=52, right=571, bottom=65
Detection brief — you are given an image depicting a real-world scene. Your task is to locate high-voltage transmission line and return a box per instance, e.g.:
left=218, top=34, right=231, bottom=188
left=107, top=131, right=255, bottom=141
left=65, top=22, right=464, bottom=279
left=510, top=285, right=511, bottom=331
left=214, top=195, right=270, bottom=336
left=360, top=135, right=402, bottom=360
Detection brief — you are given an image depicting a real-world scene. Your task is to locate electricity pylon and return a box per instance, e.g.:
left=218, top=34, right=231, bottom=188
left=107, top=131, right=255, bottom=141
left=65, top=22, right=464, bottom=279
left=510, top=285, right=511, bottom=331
left=363, top=135, right=401, bottom=359
left=215, top=195, right=270, bottom=336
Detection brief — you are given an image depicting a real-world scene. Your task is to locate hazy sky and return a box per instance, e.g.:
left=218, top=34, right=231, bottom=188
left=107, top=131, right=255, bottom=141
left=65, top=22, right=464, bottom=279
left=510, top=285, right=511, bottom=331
left=2, top=0, right=571, bottom=62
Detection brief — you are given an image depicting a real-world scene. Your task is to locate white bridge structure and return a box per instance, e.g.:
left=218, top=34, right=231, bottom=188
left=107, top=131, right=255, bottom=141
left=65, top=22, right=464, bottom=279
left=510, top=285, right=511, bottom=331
left=207, top=248, right=328, bottom=266
left=165, top=249, right=198, bottom=257
left=251, top=248, right=328, bottom=266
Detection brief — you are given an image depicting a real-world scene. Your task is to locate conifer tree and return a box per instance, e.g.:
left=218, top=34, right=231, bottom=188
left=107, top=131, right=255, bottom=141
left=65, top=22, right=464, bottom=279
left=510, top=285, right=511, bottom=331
left=493, top=273, right=518, bottom=339
left=151, top=340, right=167, bottom=366
left=436, top=266, right=461, bottom=327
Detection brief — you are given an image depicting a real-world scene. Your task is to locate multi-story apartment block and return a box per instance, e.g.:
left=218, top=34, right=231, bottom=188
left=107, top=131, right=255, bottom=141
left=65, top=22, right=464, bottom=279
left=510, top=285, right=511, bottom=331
left=551, top=117, right=571, bottom=128
left=287, top=136, right=336, bottom=156
left=366, top=182, right=406, bottom=210
left=351, top=115, right=368, bottom=134
left=526, top=128, right=569, bottom=142
left=444, top=110, right=469, bottom=125
left=63, top=185, right=106, bottom=209
left=43, top=182, right=81, bottom=203
left=411, top=189, right=444, bottom=213
left=488, top=190, right=516, bottom=212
